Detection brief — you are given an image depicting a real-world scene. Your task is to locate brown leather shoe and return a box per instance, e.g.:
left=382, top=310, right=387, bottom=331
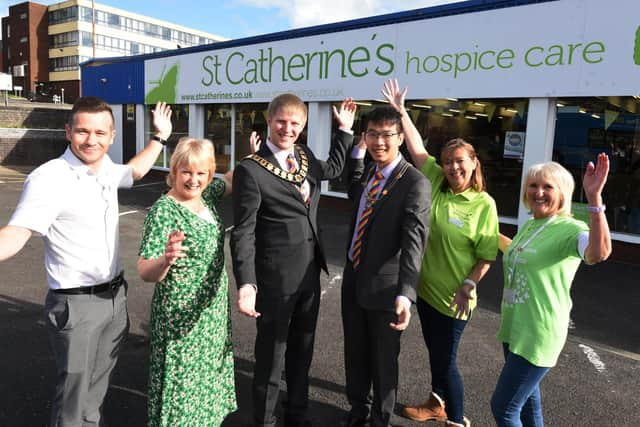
left=401, top=391, right=447, bottom=422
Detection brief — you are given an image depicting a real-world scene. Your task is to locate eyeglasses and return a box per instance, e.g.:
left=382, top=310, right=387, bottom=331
left=365, top=130, right=401, bottom=141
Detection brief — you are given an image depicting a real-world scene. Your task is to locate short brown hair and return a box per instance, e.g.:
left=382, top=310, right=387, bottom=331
left=267, top=93, right=307, bottom=122
left=440, top=138, right=485, bottom=192
left=68, top=96, right=115, bottom=128
left=167, top=137, right=216, bottom=188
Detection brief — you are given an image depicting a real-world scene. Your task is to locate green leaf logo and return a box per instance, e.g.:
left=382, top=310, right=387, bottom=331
left=635, top=25, right=640, bottom=65
left=145, top=63, right=179, bottom=104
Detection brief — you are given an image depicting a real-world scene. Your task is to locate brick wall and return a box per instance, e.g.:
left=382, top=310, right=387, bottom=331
left=0, top=104, right=70, bottom=165
left=0, top=105, right=69, bottom=129
left=0, top=128, right=68, bottom=166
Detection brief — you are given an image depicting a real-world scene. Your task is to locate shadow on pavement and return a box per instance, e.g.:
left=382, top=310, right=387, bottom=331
left=0, top=292, right=349, bottom=427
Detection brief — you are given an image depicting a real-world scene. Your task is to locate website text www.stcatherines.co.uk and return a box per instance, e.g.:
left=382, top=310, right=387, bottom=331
left=180, top=87, right=344, bottom=102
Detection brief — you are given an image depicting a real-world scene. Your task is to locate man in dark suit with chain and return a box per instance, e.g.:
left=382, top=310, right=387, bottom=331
left=341, top=106, right=431, bottom=427
left=231, top=93, right=356, bottom=427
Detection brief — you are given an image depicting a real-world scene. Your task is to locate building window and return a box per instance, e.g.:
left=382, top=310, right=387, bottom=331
left=144, top=104, right=190, bottom=169
left=554, top=96, right=640, bottom=235
left=49, top=55, right=89, bottom=72
left=50, top=31, right=79, bottom=48
left=205, top=104, right=232, bottom=173
left=72, top=6, right=215, bottom=48
left=19, top=13, right=27, bottom=19
left=329, top=98, right=528, bottom=214
left=80, top=6, right=92, bottom=22
left=49, top=6, right=78, bottom=25
left=108, top=13, right=120, bottom=27
left=234, top=103, right=270, bottom=166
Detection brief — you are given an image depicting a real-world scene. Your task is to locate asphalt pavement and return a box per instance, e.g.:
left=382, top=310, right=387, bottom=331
left=0, top=165, right=638, bottom=427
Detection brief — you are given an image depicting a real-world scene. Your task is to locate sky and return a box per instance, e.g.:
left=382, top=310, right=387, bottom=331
left=1, top=0, right=459, bottom=40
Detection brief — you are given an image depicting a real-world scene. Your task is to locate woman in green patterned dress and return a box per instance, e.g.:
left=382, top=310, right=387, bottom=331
left=137, top=137, right=236, bottom=427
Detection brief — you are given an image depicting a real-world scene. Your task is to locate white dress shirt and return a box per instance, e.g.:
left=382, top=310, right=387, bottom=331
left=9, top=148, right=133, bottom=289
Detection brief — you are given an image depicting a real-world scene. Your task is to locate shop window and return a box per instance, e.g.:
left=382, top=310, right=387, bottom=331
left=204, top=104, right=232, bottom=173
left=330, top=98, right=527, bottom=215
left=233, top=103, right=270, bottom=165
left=144, top=104, right=189, bottom=169
left=554, top=97, right=640, bottom=235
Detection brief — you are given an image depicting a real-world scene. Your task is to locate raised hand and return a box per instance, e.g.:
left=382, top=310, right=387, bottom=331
left=249, top=131, right=261, bottom=153
left=152, top=101, right=173, bottom=140
left=332, top=97, right=357, bottom=130
left=382, top=78, right=408, bottom=114
left=583, top=153, right=609, bottom=205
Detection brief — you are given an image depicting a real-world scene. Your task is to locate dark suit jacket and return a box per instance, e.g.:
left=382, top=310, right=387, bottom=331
left=231, top=130, right=353, bottom=296
left=346, top=156, right=431, bottom=310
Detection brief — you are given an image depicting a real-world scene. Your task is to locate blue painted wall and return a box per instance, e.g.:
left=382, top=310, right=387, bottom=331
left=81, top=61, right=145, bottom=104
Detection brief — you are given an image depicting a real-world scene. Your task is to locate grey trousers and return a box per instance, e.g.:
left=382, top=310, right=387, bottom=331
left=44, top=283, right=129, bottom=427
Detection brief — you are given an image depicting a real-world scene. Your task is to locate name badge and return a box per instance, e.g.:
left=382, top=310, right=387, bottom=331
left=449, top=216, right=464, bottom=228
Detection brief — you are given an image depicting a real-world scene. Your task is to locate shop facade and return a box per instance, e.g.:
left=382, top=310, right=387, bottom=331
left=80, top=0, right=640, bottom=249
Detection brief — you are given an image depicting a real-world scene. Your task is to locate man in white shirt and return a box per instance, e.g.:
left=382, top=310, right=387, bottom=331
left=0, top=97, right=172, bottom=427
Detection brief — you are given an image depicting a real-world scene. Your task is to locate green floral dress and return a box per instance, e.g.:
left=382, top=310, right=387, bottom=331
left=139, top=178, right=236, bottom=427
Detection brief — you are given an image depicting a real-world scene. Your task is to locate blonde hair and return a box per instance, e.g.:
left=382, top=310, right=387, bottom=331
left=166, top=137, right=216, bottom=188
left=522, top=161, right=574, bottom=217
left=440, top=138, right=485, bottom=192
left=267, top=93, right=307, bottom=122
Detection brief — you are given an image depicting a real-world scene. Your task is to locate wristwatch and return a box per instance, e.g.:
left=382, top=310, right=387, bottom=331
left=151, top=135, right=167, bottom=146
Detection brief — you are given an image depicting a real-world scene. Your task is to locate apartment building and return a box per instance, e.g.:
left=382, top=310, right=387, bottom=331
left=1, top=0, right=226, bottom=102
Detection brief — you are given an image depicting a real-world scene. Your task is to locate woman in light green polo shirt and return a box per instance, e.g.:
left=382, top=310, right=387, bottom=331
left=491, top=157, right=611, bottom=426
left=383, top=79, right=499, bottom=427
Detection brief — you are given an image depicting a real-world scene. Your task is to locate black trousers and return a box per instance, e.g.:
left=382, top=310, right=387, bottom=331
left=341, top=263, right=402, bottom=427
left=252, top=265, right=321, bottom=427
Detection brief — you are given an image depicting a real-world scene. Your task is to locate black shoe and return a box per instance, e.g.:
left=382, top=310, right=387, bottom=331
left=284, top=418, right=312, bottom=427
left=341, top=414, right=367, bottom=427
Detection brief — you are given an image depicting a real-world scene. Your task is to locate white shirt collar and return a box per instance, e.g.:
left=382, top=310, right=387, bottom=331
left=376, top=154, right=403, bottom=178
left=266, top=139, right=295, bottom=166
left=62, top=147, right=113, bottom=178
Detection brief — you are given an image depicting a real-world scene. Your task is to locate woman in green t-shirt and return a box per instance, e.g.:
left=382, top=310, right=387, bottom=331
left=492, top=157, right=611, bottom=426
left=383, top=79, right=499, bottom=427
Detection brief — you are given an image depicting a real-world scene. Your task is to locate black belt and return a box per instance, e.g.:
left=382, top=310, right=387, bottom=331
left=53, top=272, right=124, bottom=295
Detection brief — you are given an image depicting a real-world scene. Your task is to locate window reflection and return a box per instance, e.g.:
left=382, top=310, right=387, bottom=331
left=205, top=104, right=232, bottom=173
left=332, top=99, right=528, bottom=216
left=144, top=104, right=189, bottom=168
left=554, top=96, right=640, bottom=235
left=234, top=103, right=269, bottom=165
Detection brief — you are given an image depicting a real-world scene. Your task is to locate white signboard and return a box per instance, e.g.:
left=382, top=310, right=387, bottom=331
left=145, top=0, right=640, bottom=104
left=0, top=73, right=12, bottom=91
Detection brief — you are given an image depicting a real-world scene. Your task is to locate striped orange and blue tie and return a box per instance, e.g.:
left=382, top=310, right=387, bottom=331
left=351, top=170, right=384, bottom=269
